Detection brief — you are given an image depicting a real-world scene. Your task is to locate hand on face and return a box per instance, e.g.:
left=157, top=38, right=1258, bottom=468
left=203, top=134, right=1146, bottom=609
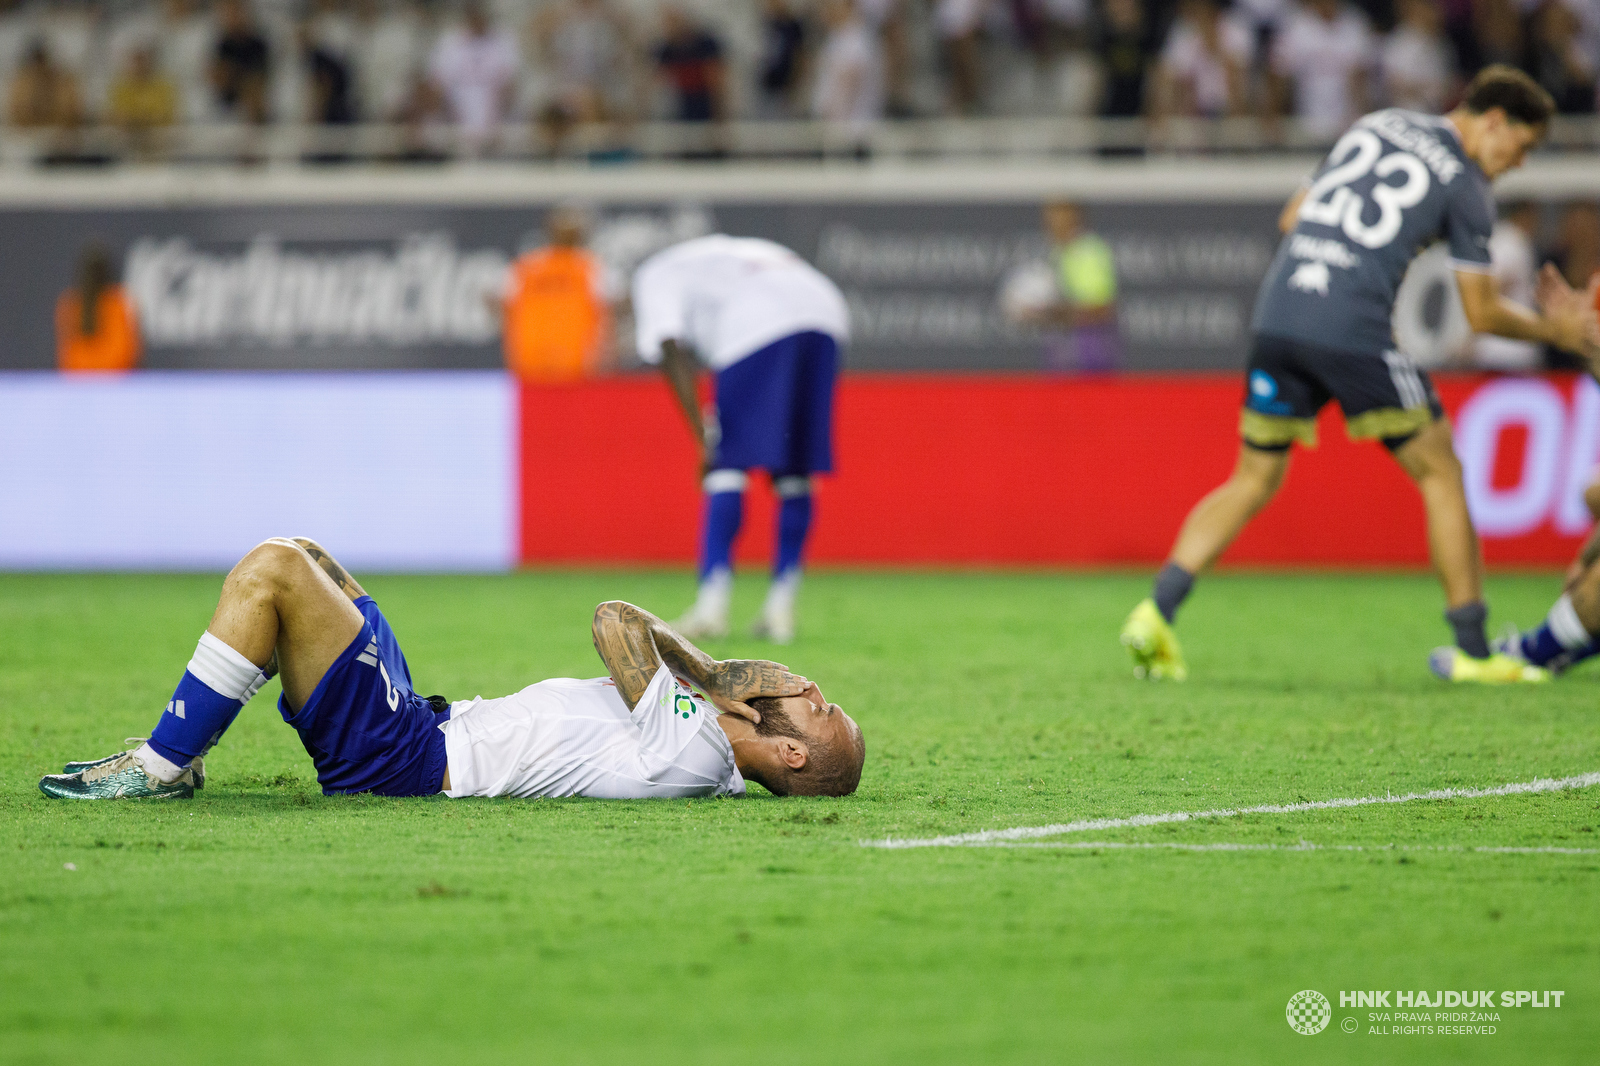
left=709, top=659, right=808, bottom=724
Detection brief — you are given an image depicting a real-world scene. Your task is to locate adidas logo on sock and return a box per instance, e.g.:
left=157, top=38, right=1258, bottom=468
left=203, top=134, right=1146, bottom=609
left=165, top=699, right=186, bottom=719
left=355, top=639, right=380, bottom=668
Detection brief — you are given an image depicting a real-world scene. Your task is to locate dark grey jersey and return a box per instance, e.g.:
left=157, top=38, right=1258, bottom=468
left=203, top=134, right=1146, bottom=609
left=1252, top=109, right=1495, bottom=356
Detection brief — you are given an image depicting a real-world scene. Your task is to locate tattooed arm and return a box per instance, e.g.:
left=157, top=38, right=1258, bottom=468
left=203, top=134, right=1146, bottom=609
left=290, top=537, right=368, bottom=602
left=590, top=600, right=806, bottom=720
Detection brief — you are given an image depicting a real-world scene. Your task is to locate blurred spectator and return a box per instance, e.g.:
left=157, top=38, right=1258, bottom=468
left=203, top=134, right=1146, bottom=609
left=536, top=0, right=634, bottom=125
left=859, top=0, right=913, bottom=117
left=653, top=6, right=724, bottom=122
left=1095, top=0, right=1158, bottom=119
left=1270, top=0, right=1374, bottom=140
left=492, top=207, right=615, bottom=383
left=1471, top=201, right=1542, bottom=370
left=57, top=245, right=141, bottom=374
left=211, top=0, right=270, bottom=123
left=1153, top=0, right=1253, bottom=119
left=299, top=22, right=356, bottom=124
left=8, top=39, right=82, bottom=129
left=353, top=0, right=427, bottom=121
left=1006, top=201, right=1120, bottom=371
left=811, top=0, right=886, bottom=136
left=1382, top=0, right=1456, bottom=112
left=1472, top=0, right=1522, bottom=69
left=108, top=44, right=177, bottom=158
left=1525, top=0, right=1597, bottom=113
left=393, top=65, right=449, bottom=160
left=427, top=0, right=519, bottom=153
left=1555, top=202, right=1600, bottom=288
left=935, top=0, right=988, bottom=114
left=757, top=0, right=807, bottom=117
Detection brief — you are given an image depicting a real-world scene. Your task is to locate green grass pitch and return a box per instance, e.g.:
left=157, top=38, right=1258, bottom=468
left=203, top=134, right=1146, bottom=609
left=2, top=570, right=1596, bottom=1064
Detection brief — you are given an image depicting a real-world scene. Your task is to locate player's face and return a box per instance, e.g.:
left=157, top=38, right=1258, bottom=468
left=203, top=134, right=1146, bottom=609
left=1476, top=115, right=1543, bottom=179
left=763, top=681, right=857, bottom=753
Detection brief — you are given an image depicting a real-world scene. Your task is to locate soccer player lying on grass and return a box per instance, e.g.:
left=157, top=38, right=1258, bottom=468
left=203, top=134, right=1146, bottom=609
left=40, top=538, right=865, bottom=801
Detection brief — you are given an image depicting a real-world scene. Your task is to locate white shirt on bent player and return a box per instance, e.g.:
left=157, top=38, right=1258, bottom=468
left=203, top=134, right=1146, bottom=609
left=440, top=662, right=746, bottom=799
left=631, top=234, right=850, bottom=371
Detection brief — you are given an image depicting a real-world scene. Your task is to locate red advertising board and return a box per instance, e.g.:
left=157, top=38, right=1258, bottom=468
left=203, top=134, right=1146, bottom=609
left=519, top=373, right=1600, bottom=567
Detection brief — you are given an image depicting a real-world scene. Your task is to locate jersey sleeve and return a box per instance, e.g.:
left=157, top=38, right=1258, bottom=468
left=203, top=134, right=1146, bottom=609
left=631, top=662, right=716, bottom=764
left=630, top=255, right=687, bottom=364
left=1445, top=176, right=1495, bottom=275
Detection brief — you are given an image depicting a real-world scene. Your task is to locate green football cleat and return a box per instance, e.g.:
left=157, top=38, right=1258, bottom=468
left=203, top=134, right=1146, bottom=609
left=1428, top=647, right=1550, bottom=684
left=61, top=740, right=205, bottom=788
left=40, top=751, right=197, bottom=800
left=1120, top=598, right=1188, bottom=681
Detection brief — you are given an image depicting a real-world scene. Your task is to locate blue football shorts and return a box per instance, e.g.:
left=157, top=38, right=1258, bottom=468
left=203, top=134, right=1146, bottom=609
left=712, top=330, right=839, bottom=475
left=277, top=596, right=450, bottom=797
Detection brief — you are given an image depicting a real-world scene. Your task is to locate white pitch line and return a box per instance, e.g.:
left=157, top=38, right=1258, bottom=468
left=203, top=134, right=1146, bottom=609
left=979, top=841, right=1600, bottom=855
left=861, top=771, right=1600, bottom=850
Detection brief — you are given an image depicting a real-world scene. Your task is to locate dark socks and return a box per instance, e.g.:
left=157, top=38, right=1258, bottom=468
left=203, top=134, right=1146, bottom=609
left=1445, top=601, right=1490, bottom=659
left=1152, top=563, right=1195, bottom=624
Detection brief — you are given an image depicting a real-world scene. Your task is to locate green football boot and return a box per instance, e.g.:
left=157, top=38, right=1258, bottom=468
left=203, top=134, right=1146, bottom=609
left=1428, top=647, right=1550, bottom=684
left=61, top=740, right=205, bottom=788
left=40, top=751, right=197, bottom=800
left=1120, top=598, right=1188, bottom=681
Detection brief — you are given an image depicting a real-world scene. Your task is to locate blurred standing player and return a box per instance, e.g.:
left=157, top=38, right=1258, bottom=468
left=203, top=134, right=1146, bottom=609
left=489, top=206, right=616, bottom=383
left=1120, top=65, right=1600, bottom=683
left=1028, top=200, right=1120, bottom=372
left=632, top=234, right=849, bottom=644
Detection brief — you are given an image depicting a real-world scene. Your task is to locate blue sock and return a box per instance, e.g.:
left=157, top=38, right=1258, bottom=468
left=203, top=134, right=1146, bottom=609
left=699, top=470, right=748, bottom=581
left=1518, top=594, right=1600, bottom=670
left=774, top=478, right=813, bottom=579
left=1518, top=624, right=1567, bottom=667
left=147, top=633, right=266, bottom=765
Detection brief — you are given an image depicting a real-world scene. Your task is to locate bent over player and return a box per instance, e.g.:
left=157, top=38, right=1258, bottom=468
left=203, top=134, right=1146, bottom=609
left=632, top=234, right=849, bottom=644
left=41, top=538, right=865, bottom=801
left=1121, top=65, right=1600, bottom=684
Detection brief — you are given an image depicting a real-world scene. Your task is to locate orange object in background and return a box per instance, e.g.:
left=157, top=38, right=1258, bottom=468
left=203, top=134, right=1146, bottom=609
left=56, top=285, right=140, bottom=373
left=501, top=245, right=611, bottom=383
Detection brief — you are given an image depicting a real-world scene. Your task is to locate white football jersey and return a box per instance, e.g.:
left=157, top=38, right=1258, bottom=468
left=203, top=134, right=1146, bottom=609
left=632, top=235, right=849, bottom=370
left=440, top=663, right=746, bottom=799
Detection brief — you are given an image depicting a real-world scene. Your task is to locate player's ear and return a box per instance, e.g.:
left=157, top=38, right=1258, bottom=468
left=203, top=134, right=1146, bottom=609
left=776, top=737, right=808, bottom=770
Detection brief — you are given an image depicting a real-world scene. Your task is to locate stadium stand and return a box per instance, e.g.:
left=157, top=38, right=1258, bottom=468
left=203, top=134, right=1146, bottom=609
left=0, top=0, right=1592, bottom=164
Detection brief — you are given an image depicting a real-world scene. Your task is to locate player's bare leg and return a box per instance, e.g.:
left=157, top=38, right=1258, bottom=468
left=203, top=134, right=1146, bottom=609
left=42, top=539, right=368, bottom=798
left=1123, top=444, right=1289, bottom=679
left=1168, top=444, right=1290, bottom=574
left=1498, top=538, right=1600, bottom=676
left=1391, top=422, right=1545, bottom=682
left=1391, top=421, right=1483, bottom=613
left=205, top=539, right=365, bottom=713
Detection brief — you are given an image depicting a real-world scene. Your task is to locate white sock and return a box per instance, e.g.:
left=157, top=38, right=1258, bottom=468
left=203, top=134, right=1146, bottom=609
left=1547, top=594, right=1594, bottom=651
left=694, top=568, right=733, bottom=618
left=764, top=570, right=800, bottom=616
left=134, top=741, right=188, bottom=784
left=189, top=631, right=269, bottom=702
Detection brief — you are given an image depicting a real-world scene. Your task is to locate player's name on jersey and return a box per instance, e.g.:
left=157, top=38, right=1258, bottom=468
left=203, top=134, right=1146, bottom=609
left=1357, top=110, right=1465, bottom=184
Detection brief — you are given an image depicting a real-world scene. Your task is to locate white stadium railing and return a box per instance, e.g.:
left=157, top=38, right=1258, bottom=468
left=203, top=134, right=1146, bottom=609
left=2, top=114, right=1599, bottom=169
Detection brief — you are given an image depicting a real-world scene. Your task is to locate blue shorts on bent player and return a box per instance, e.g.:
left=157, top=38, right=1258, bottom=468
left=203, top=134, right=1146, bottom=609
left=712, top=330, right=838, bottom=475
left=277, top=596, right=449, bottom=797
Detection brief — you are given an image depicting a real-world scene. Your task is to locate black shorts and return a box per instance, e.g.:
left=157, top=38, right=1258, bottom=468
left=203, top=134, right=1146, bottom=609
left=1239, top=332, right=1444, bottom=452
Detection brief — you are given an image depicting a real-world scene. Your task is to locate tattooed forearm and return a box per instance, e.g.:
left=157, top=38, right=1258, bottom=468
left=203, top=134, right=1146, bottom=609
left=292, top=538, right=366, bottom=601
left=591, top=600, right=723, bottom=710
left=592, top=601, right=668, bottom=709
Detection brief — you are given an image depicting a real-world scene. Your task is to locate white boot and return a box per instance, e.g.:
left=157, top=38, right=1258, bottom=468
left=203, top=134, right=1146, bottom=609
left=673, top=568, right=732, bottom=639
left=751, top=570, right=799, bottom=644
